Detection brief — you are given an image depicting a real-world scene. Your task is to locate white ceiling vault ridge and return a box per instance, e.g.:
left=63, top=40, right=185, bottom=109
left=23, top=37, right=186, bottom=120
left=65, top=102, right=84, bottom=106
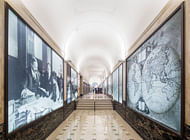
left=21, top=0, right=169, bottom=85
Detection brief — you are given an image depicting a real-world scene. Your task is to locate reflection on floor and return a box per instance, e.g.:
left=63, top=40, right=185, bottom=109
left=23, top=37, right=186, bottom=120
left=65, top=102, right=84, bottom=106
left=80, top=93, right=111, bottom=100
left=47, top=110, right=142, bottom=140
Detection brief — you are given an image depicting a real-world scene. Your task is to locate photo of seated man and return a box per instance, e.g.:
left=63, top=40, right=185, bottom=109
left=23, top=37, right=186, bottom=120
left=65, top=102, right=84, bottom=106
left=7, top=15, right=64, bottom=133
left=40, top=63, right=63, bottom=102
left=21, top=56, right=49, bottom=98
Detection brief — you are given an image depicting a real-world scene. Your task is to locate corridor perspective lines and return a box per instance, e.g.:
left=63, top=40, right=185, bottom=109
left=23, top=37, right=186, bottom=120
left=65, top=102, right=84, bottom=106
left=47, top=110, right=142, bottom=140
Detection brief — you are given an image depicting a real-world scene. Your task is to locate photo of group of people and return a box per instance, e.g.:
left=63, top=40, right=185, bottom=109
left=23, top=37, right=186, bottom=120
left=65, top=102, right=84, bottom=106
left=66, top=64, right=78, bottom=103
left=71, top=68, right=78, bottom=101
left=7, top=9, right=64, bottom=133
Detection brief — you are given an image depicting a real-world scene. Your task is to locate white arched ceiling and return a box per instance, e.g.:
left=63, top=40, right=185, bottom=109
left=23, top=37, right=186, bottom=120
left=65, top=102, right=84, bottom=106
left=21, top=0, right=169, bottom=84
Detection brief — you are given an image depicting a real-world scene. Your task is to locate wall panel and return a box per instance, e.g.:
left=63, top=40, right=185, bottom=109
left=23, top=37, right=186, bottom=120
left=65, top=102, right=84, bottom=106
left=122, top=62, right=126, bottom=103
left=125, top=0, right=190, bottom=126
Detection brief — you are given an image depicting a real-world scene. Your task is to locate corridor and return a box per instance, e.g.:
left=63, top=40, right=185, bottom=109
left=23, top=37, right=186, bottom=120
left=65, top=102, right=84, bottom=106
left=0, top=0, right=190, bottom=140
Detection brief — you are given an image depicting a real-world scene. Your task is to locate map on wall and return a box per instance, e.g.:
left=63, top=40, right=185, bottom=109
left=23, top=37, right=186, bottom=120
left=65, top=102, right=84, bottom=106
left=127, top=7, right=183, bottom=132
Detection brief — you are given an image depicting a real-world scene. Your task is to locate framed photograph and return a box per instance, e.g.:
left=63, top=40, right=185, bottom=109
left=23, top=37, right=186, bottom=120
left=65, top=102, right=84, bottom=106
left=52, top=51, right=64, bottom=105
left=66, top=63, right=71, bottom=103
left=113, top=68, right=119, bottom=101
left=112, top=64, right=123, bottom=103
left=5, top=3, right=64, bottom=134
left=118, top=64, right=123, bottom=104
left=126, top=4, right=184, bottom=135
left=107, top=75, right=112, bottom=95
left=71, top=68, right=78, bottom=101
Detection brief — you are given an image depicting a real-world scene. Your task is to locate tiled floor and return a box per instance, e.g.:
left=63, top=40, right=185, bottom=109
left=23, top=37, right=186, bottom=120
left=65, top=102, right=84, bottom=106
left=46, top=110, right=142, bottom=140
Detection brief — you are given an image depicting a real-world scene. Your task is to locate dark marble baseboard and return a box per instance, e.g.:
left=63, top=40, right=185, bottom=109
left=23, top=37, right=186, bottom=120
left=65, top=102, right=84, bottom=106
left=125, top=107, right=183, bottom=140
left=1, top=101, right=75, bottom=140
left=114, top=101, right=126, bottom=120
left=0, top=123, right=5, bottom=140
left=63, top=101, right=75, bottom=120
left=113, top=100, right=190, bottom=140
left=1, top=100, right=189, bottom=140
left=185, top=125, right=190, bottom=140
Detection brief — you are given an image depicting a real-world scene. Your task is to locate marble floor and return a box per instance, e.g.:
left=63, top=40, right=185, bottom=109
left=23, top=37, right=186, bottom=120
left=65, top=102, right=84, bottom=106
left=46, top=110, right=142, bottom=140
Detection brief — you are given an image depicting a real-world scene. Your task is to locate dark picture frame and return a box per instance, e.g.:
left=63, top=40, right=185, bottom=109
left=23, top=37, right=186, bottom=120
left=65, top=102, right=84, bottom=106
left=4, top=3, right=64, bottom=136
left=125, top=3, right=184, bottom=136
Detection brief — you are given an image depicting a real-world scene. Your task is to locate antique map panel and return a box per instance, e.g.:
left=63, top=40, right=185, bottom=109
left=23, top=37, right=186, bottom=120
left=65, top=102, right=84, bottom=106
left=127, top=8, right=183, bottom=132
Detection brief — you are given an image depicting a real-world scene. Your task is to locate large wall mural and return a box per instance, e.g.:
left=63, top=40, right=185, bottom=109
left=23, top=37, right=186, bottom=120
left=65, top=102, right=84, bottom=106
left=107, top=76, right=112, bottom=95
left=66, top=64, right=71, bottom=103
left=71, top=68, right=78, bottom=101
left=66, top=65, right=78, bottom=102
left=113, top=69, right=119, bottom=101
left=118, top=64, right=123, bottom=103
left=6, top=7, right=64, bottom=133
left=126, top=7, right=183, bottom=133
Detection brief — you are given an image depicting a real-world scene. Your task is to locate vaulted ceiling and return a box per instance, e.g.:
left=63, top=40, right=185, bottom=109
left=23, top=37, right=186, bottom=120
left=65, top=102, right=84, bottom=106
left=21, top=0, right=169, bottom=84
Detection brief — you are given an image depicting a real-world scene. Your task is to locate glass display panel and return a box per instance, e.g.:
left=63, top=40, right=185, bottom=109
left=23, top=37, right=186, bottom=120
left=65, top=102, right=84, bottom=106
left=52, top=51, right=64, bottom=104
left=118, top=64, right=123, bottom=103
left=113, top=69, right=118, bottom=101
left=126, top=8, right=183, bottom=132
left=66, top=64, right=71, bottom=103
left=107, top=76, right=112, bottom=95
left=7, top=9, right=64, bottom=133
left=71, top=68, right=78, bottom=101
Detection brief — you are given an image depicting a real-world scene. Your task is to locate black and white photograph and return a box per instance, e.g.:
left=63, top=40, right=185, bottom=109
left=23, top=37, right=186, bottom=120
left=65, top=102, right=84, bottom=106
left=52, top=51, right=64, bottom=103
left=107, top=76, right=111, bottom=95
left=66, top=64, right=71, bottom=103
left=118, top=64, right=123, bottom=103
left=113, top=69, right=118, bottom=101
left=7, top=9, right=64, bottom=133
left=71, top=68, right=78, bottom=101
left=126, top=7, right=183, bottom=132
